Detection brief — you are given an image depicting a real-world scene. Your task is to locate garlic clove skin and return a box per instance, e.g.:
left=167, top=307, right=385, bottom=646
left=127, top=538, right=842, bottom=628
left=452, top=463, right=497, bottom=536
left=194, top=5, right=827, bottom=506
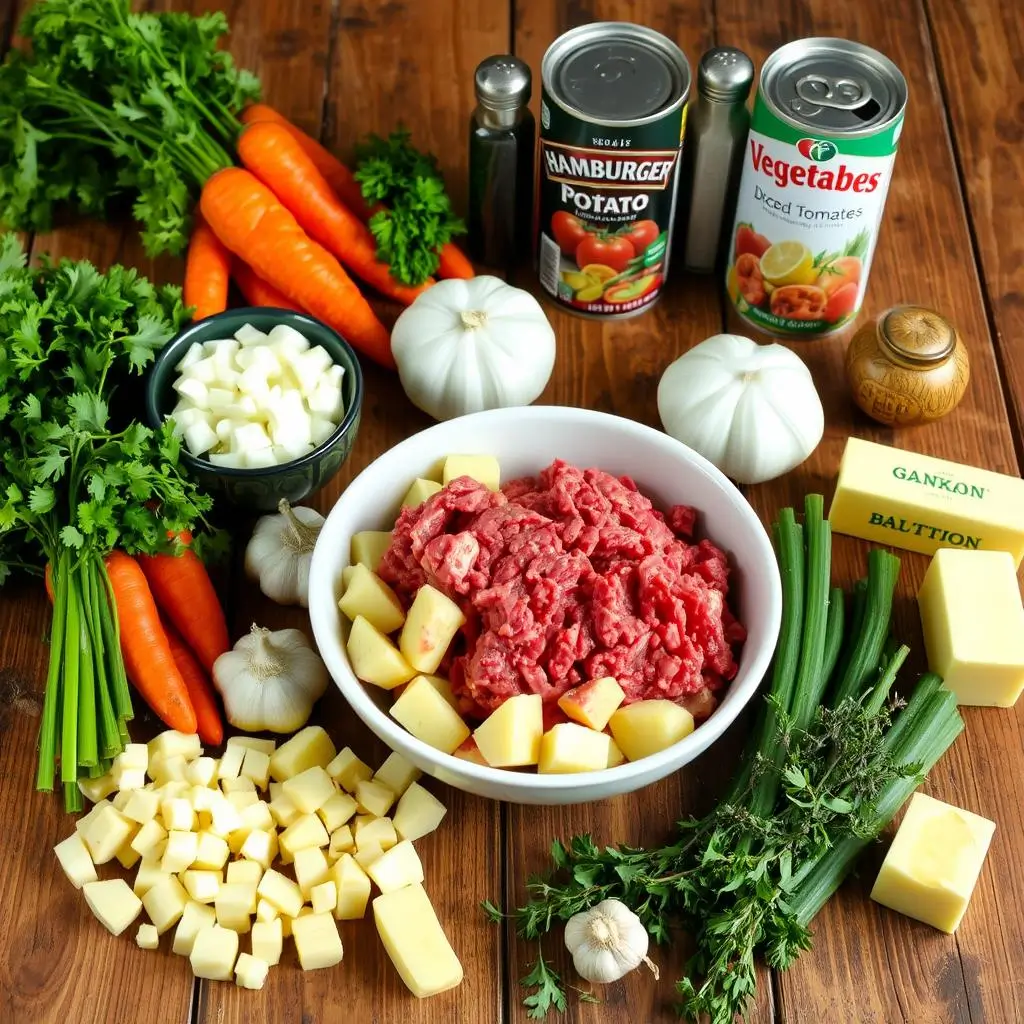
left=244, top=499, right=324, bottom=608
left=563, top=898, right=658, bottom=985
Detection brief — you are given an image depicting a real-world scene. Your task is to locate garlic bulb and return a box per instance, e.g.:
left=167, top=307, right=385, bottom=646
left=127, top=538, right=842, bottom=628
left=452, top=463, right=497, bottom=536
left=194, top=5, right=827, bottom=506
left=212, top=624, right=329, bottom=733
left=244, top=499, right=324, bottom=607
left=563, top=899, right=658, bottom=985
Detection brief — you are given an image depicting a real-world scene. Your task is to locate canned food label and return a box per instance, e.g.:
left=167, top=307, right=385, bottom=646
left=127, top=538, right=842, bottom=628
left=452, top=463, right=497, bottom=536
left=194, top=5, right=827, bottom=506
left=537, top=87, right=683, bottom=317
left=726, top=96, right=903, bottom=335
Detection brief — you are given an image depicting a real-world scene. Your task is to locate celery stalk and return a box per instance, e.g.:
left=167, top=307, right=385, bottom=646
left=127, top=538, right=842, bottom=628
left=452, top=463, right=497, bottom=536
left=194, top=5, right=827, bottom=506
left=60, top=573, right=81, bottom=785
left=820, top=587, right=845, bottom=685
left=35, top=550, right=68, bottom=791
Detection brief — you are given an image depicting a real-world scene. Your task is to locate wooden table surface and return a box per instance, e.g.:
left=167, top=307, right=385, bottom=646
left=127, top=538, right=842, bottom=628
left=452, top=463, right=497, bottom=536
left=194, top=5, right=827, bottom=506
left=1, top=0, right=1022, bottom=1021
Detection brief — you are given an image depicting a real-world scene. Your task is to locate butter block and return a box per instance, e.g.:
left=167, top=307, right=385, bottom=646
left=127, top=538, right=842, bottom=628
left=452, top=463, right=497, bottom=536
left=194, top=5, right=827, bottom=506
left=829, top=437, right=1024, bottom=565
left=870, top=791, right=995, bottom=933
left=292, top=912, right=344, bottom=970
left=373, top=883, right=463, bottom=997
left=918, top=548, right=1024, bottom=706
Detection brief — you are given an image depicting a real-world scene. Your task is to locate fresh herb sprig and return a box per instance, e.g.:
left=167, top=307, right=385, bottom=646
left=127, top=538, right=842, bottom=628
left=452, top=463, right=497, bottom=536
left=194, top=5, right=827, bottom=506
left=488, top=496, right=964, bottom=1022
left=354, top=128, right=465, bottom=286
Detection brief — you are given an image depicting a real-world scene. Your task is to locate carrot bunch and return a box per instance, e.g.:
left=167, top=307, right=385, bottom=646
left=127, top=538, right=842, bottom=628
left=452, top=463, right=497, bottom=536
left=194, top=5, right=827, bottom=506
left=182, top=106, right=474, bottom=370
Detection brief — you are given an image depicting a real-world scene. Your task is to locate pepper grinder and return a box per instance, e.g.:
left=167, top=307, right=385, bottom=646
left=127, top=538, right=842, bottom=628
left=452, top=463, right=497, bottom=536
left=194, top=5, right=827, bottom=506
left=468, top=55, right=536, bottom=270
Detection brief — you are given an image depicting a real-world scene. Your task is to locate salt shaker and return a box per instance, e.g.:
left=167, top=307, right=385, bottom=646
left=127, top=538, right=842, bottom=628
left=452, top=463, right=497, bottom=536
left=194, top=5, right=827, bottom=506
left=679, top=47, right=755, bottom=273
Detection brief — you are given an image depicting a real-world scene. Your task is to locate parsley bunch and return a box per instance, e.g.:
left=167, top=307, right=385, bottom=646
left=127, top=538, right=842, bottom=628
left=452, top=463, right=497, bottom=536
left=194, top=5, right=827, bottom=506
left=354, top=129, right=465, bottom=286
left=0, top=234, right=217, bottom=810
left=0, top=0, right=260, bottom=255
left=488, top=498, right=964, bottom=1022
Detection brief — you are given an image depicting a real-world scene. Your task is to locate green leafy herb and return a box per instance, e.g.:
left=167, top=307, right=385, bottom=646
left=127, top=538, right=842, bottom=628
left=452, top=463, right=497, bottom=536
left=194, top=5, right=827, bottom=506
left=0, top=233, right=218, bottom=809
left=0, top=0, right=260, bottom=255
left=479, top=898, right=505, bottom=924
left=354, top=128, right=465, bottom=286
left=521, top=950, right=568, bottom=1020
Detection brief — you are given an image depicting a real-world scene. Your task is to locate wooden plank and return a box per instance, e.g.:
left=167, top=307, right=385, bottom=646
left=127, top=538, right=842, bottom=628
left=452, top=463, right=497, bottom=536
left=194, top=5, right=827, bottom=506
left=715, top=2, right=1024, bottom=1022
left=507, top=4, right=777, bottom=1023
left=923, top=0, right=1024, bottom=455
left=196, top=0, right=508, bottom=1021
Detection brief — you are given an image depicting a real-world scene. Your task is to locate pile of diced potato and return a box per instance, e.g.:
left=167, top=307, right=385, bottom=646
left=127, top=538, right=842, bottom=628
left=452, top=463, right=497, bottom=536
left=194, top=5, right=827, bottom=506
left=54, top=727, right=462, bottom=997
left=341, top=454, right=699, bottom=773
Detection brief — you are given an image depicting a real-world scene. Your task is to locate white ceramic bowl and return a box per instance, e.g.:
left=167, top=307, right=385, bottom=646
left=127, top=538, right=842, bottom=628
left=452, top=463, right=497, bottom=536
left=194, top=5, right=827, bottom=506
left=308, top=406, right=781, bottom=805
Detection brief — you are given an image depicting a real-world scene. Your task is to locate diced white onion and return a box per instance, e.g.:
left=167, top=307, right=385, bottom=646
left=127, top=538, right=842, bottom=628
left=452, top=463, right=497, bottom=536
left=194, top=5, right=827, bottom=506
left=235, top=323, right=269, bottom=347
left=175, top=341, right=206, bottom=373
left=183, top=419, right=218, bottom=456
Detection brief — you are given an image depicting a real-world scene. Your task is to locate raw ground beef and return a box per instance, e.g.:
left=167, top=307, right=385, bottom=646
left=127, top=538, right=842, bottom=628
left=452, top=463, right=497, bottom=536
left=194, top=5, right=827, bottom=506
left=378, top=460, right=746, bottom=721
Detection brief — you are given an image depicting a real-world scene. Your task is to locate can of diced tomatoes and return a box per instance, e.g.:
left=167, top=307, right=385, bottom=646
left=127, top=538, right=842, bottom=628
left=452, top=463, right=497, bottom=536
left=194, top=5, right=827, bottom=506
left=726, top=38, right=907, bottom=337
left=537, top=23, right=690, bottom=318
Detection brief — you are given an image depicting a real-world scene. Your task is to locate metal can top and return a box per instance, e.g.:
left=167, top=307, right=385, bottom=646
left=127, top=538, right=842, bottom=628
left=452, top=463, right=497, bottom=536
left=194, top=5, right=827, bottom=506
left=475, top=55, right=532, bottom=111
left=760, top=37, right=907, bottom=137
left=542, top=22, right=690, bottom=126
left=697, top=47, right=754, bottom=103
left=878, top=306, right=958, bottom=366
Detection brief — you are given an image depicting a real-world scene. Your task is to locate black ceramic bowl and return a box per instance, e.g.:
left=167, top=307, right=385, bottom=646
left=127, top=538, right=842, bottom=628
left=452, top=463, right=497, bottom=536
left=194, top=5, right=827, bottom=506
left=145, top=308, right=364, bottom=511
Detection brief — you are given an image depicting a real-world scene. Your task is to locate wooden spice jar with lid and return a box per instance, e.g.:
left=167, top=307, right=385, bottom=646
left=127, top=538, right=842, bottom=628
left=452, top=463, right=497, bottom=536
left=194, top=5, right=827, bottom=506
left=844, top=306, right=970, bottom=427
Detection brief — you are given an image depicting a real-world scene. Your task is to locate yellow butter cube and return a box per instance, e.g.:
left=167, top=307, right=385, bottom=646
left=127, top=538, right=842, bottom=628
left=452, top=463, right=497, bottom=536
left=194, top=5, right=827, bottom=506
left=473, top=694, right=543, bottom=767
left=190, top=924, right=239, bottom=981
left=917, top=548, right=1024, bottom=707
left=538, top=722, right=613, bottom=774
left=350, top=530, right=393, bottom=571
left=172, top=900, right=217, bottom=956
left=149, top=730, right=202, bottom=762
left=347, top=615, right=417, bottom=689
left=367, top=840, right=424, bottom=894
left=310, top=880, right=337, bottom=916
left=181, top=869, right=222, bottom=904
left=354, top=779, right=396, bottom=818
left=608, top=700, right=694, bottom=762
left=234, top=951, right=269, bottom=990
left=870, top=791, right=996, bottom=933
left=356, top=816, right=397, bottom=851
left=227, top=736, right=277, bottom=755
left=81, top=803, right=135, bottom=865
left=292, top=912, right=344, bottom=971
left=54, top=832, right=97, bottom=889
left=185, top=756, right=219, bottom=788
left=193, top=831, right=229, bottom=870
left=393, top=782, right=447, bottom=843
left=83, top=878, right=143, bottom=936
left=251, top=918, right=283, bottom=965
left=280, top=812, right=329, bottom=857
left=557, top=676, right=625, bottom=732
left=391, top=676, right=471, bottom=754
left=269, top=726, right=337, bottom=782
left=161, top=830, right=199, bottom=874
left=294, top=846, right=330, bottom=898
left=317, top=791, right=358, bottom=833
left=240, top=748, right=272, bottom=790
left=142, top=874, right=189, bottom=934
left=217, top=744, right=246, bottom=781
left=398, top=586, right=466, bottom=675
left=401, top=477, right=443, bottom=509
left=256, top=868, right=304, bottom=919
left=331, top=853, right=372, bottom=920
left=326, top=747, right=373, bottom=792
left=442, top=454, right=500, bottom=491
left=282, top=766, right=336, bottom=814
left=353, top=841, right=384, bottom=871
left=374, top=883, right=463, bottom=997
left=339, top=564, right=406, bottom=634
left=373, top=752, right=421, bottom=797
left=216, top=882, right=256, bottom=934
left=268, top=791, right=303, bottom=828
left=135, top=923, right=159, bottom=950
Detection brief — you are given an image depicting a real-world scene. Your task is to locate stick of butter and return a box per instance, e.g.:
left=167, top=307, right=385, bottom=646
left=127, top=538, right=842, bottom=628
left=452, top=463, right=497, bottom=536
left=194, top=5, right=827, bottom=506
left=828, top=438, right=1024, bottom=565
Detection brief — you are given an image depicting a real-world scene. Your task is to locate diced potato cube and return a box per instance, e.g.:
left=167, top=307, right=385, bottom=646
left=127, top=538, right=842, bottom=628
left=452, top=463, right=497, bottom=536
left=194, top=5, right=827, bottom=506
left=208, top=795, right=244, bottom=837
left=608, top=700, right=695, bottom=762
left=257, top=869, right=304, bottom=919
left=282, top=766, right=336, bottom=814
left=292, top=912, right=344, bottom=971
left=442, top=454, right=499, bottom=490
left=182, top=869, right=222, bottom=904
left=354, top=779, right=396, bottom=818
left=538, top=722, right=613, bottom=774
left=373, top=883, right=463, bottom=997
left=606, top=736, right=626, bottom=768
left=78, top=774, right=117, bottom=804
left=113, top=766, right=147, bottom=792
left=151, top=755, right=188, bottom=787
left=328, top=826, right=355, bottom=861
left=294, top=846, right=330, bottom=898
left=373, top=752, right=421, bottom=797
left=256, top=899, right=279, bottom=923
left=221, top=775, right=256, bottom=795
left=557, top=676, right=625, bottom=732
left=339, top=565, right=406, bottom=634
left=216, top=882, right=255, bottom=933
left=193, top=831, right=230, bottom=870
left=350, top=530, right=393, bottom=571
left=83, top=879, right=142, bottom=936
left=347, top=616, right=416, bottom=689
left=317, top=791, right=358, bottom=833
left=414, top=673, right=459, bottom=710
left=393, top=782, right=447, bottom=843
left=132, top=854, right=169, bottom=898
left=150, top=731, right=202, bottom=762
left=326, top=748, right=373, bottom=792
left=185, top=756, right=219, bottom=788
left=352, top=812, right=376, bottom=834
left=238, top=800, right=275, bottom=833
left=142, top=874, right=189, bottom=934
left=234, top=952, right=269, bottom=990
left=122, top=788, right=161, bottom=825
left=190, top=924, right=239, bottom=981
left=227, top=736, right=277, bottom=755
left=54, top=832, right=98, bottom=889
left=311, top=880, right=337, bottom=916
left=136, top=923, right=159, bottom=950
left=473, top=694, right=543, bottom=767
left=268, top=791, right=303, bottom=828
left=453, top=736, right=488, bottom=766
left=190, top=785, right=217, bottom=816
left=77, top=799, right=111, bottom=835
left=162, top=797, right=196, bottom=833
left=353, top=841, right=384, bottom=871
left=227, top=791, right=260, bottom=812
left=398, top=585, right=466, bottom=675
left=172, top=900, right=217, bottom=956
left=251, top=918, right=283, bottom=966
left=156, top=780, right=190, bottom=802
left=80, top=804, right=136, bottom=866
left=331, top=853, right=372, bottom=920
left=225, top=860, right=263, bottom=889
left=240, top=748, right=271, bottom=790
left=115, top=828, right=143, bottom=870
left=111, top=789, right=133, bottom=811
left=115, top=743, right=149, bottom=772
left=278, top=812, right=331, bottom=861
left=367, top=840, right=424, bottom=894
left=218, top=744, right=246, bottom=781
left=269, top=726, right=337, bottom=782
left=356, top=816, right=397, bottom=851
left=241, top=829, right=278, bottom=869
left=390, top=676, right=470, bottom=754
left=161, top=830, right=199, bottom=874
left=401, top=478, right=443, bottom=509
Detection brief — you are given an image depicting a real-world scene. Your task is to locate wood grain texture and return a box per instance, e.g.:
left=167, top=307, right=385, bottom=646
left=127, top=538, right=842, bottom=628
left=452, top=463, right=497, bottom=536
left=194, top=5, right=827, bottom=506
left=717, top=1, right=1024, bottom=1022
left=924, top=0, right=1024, bottom=453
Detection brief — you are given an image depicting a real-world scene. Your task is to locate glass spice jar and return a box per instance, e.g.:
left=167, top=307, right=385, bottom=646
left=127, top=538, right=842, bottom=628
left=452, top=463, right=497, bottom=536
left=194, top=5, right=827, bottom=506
left=844, top=305, right=970, bottom=427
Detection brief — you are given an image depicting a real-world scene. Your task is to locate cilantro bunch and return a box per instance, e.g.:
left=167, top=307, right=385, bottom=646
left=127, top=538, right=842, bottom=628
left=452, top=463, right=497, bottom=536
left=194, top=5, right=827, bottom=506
left=0, top=233, right=216, bottom=810
left=0, top=0, right=260, bottom=255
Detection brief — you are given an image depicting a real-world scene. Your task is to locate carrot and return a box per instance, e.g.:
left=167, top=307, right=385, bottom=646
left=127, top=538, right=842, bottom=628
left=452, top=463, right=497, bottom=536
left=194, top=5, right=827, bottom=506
left=240, top=104, right=473, bottom=282
left=104, top=551, right=197, bottom=734
left=135, top=532, right=230, bottom=675
left=161, top=614, right=224, bottom=746
left=183, top=213, right=231, bottom=319
left=237, top=121, right=432, bottom=307
left=200, top=167, right=395, bottom=369
left=232, top=257, right=302, bottom=311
